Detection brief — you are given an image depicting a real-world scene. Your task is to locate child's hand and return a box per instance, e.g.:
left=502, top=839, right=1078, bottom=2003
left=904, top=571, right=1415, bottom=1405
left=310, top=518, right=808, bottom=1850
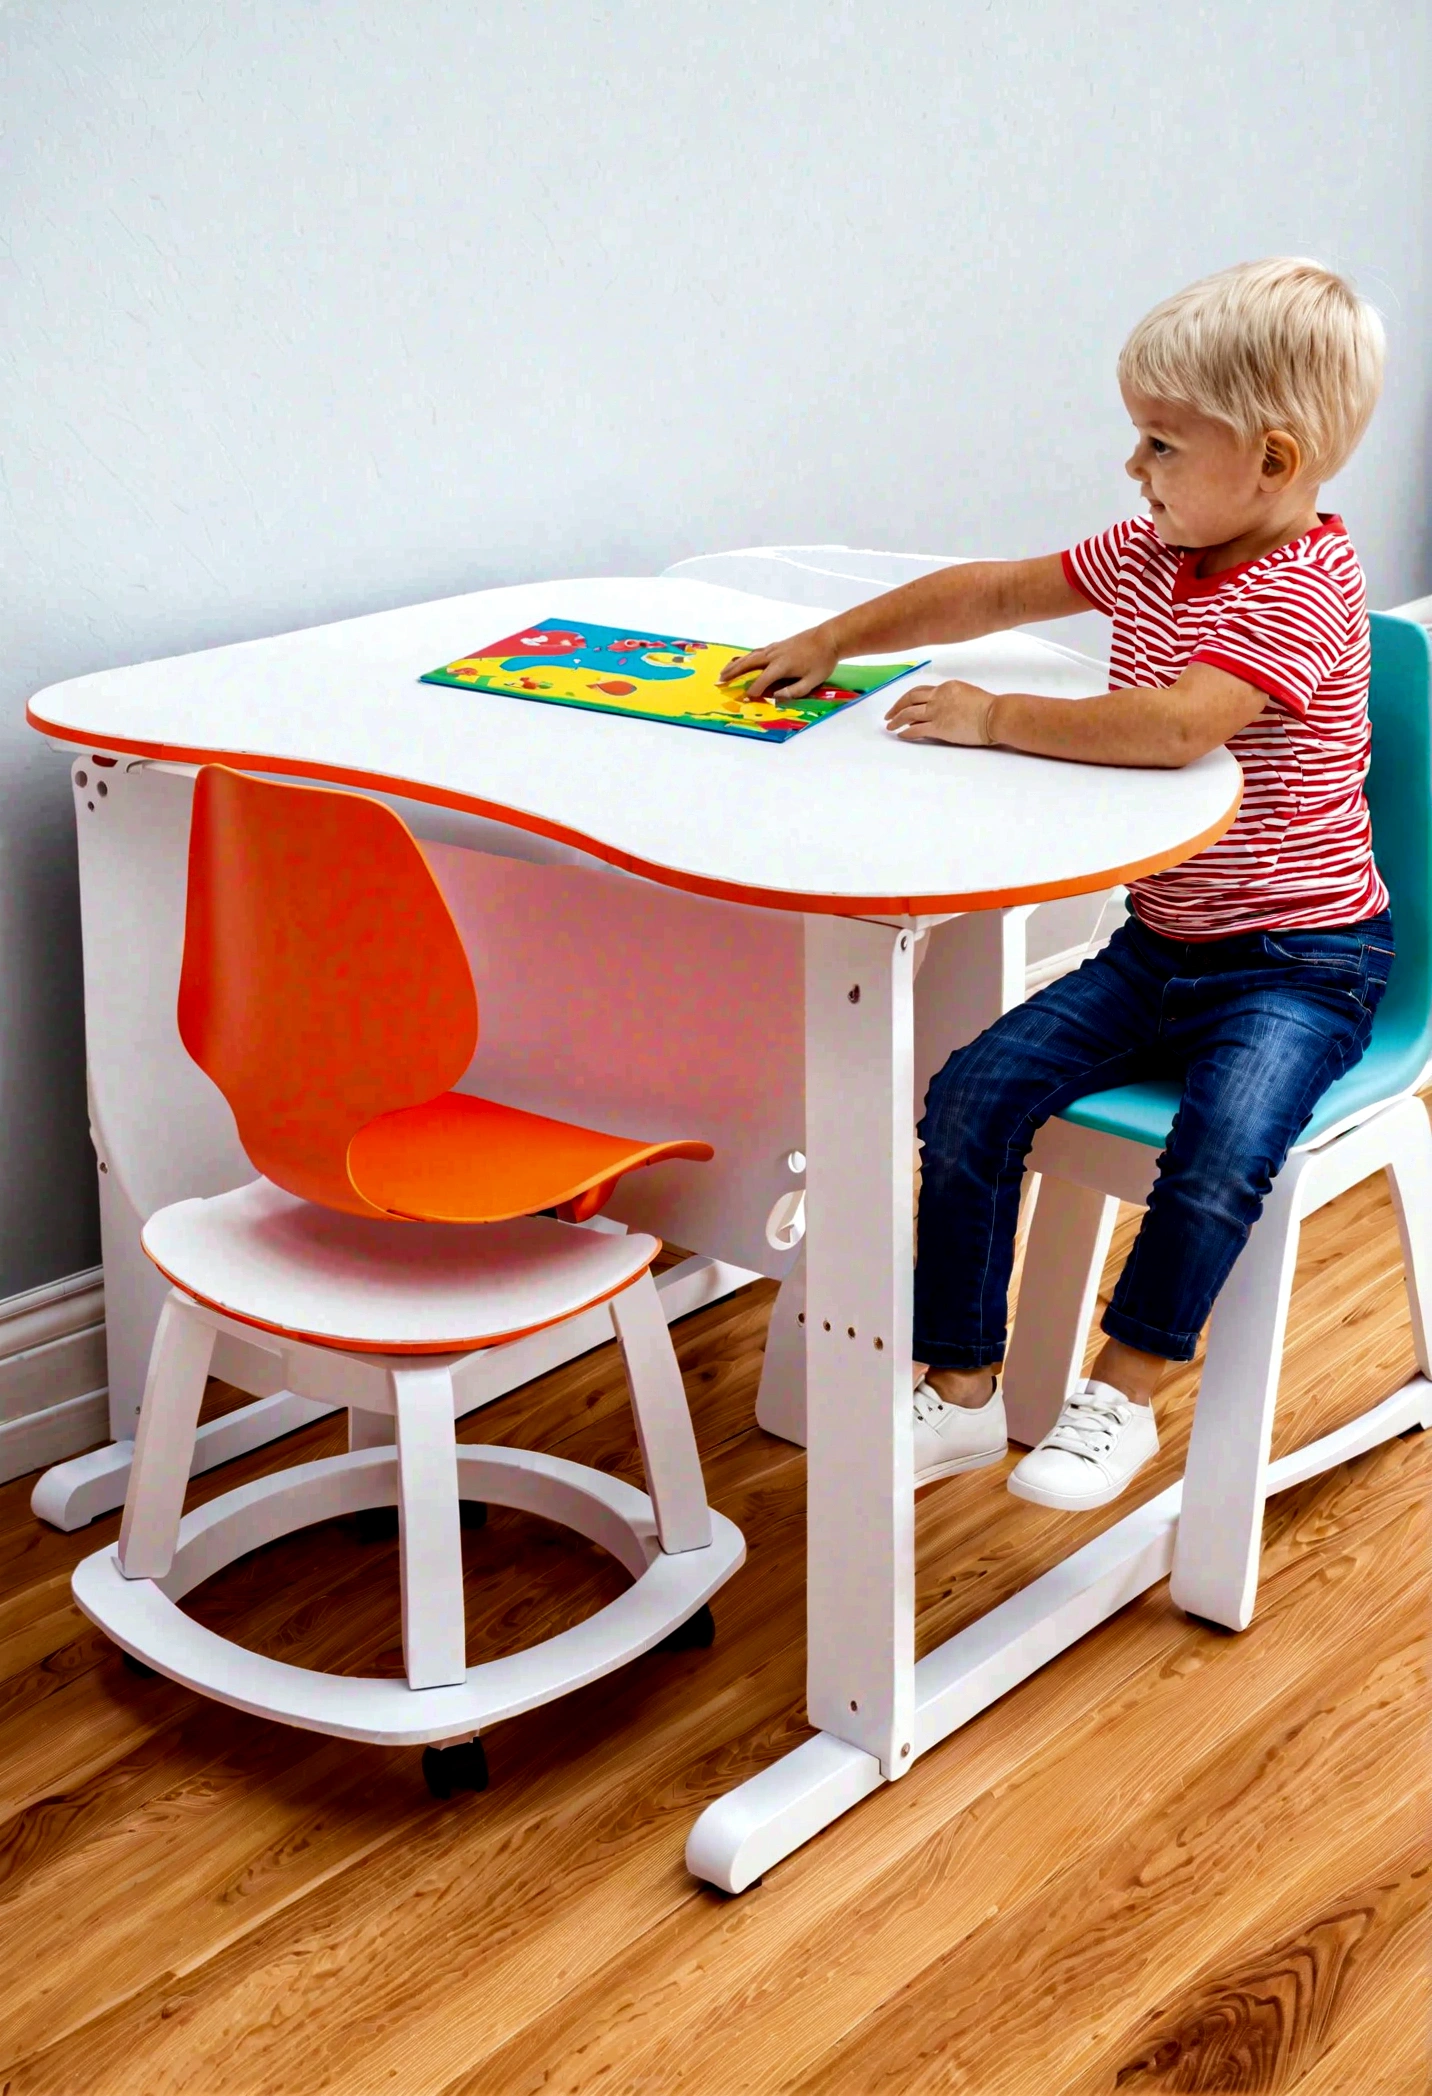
left=885, top=679, right=998, bottom=746
left=719, top=627, right=839, bottom=700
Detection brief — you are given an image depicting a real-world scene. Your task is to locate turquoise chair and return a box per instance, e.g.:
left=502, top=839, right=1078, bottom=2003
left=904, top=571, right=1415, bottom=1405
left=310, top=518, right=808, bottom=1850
left=1004, top=612, right=1432, bottom=1630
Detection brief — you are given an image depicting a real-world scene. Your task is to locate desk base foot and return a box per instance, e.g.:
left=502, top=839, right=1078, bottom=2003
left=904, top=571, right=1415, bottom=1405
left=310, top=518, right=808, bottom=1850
left=686, top=1729, right=885, bottom=1894
left=687, top=1484, right=1181, bottom=1893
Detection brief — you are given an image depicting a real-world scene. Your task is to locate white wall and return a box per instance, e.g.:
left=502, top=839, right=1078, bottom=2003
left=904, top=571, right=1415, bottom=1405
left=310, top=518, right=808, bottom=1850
left=2, top=0, right=1429, bottom=1296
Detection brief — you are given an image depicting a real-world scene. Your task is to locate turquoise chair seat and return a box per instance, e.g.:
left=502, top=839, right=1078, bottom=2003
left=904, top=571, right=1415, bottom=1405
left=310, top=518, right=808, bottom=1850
left=1057, top=613, right=1432, bottom=1155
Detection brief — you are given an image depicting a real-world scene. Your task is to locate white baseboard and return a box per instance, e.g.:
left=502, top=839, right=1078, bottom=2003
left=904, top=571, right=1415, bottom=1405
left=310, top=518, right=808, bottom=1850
left=0, top=1388, right=110, bottom=1485
left=0, top=1265, right=108, bottom=1487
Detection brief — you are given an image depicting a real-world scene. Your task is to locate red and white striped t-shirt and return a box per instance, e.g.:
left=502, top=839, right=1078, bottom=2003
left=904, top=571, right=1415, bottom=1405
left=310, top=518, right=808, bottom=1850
left=1062, top=513, right=1388, bottom=939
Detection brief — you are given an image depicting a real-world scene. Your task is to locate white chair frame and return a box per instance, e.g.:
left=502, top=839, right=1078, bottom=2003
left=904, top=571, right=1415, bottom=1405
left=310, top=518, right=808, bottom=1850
left=74, top=1270, right=744, bottom=1745
left=1003, top=1088, right=1432, bottom=1630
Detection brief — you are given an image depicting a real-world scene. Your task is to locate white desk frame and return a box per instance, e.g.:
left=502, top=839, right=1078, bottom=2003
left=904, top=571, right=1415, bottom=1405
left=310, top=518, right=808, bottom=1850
left=28, top=574, right=1247, bottom=1887
left=35, top=751, right=1031, bottom=1534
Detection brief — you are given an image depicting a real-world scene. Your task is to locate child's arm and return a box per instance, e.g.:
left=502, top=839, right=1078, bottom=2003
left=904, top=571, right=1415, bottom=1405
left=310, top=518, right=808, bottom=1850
left=884, top=661, right=1268, bottom=768
left=718, top=555, right=1085, bottom=700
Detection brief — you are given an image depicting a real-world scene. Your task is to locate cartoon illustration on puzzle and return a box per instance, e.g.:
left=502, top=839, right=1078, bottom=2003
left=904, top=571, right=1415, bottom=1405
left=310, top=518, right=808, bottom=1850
left=421, top=617, right=922, bottom=741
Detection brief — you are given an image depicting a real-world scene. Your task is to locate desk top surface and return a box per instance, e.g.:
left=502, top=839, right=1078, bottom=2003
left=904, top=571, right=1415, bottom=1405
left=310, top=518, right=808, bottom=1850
left=29, top=575, right=1241, bottom=914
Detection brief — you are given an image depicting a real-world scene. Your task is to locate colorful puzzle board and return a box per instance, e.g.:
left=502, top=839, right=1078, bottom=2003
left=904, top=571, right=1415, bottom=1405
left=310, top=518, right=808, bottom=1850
left=421, top=617, right=922, bottom=742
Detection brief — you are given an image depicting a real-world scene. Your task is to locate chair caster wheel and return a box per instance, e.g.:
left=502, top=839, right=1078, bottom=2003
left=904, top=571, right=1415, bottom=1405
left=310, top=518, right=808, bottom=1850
left=656, top=1603, right=716, bottom=1653
left=422, top=1738, right=488, bottom=1799
left=121, top=1650, right=157, bottom=1678
left=459, top=1500, right=488, bottom=1531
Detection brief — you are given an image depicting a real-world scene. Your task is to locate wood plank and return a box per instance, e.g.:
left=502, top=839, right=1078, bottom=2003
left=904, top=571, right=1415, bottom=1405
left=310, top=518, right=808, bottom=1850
left=432, top=1443, right=1427, bottom=2096
left=1290, top=1941, right=1432, bottom=2096
left=785, top=1614, right=1425, bottom=2094
left=6, top=1434, right=1415, bottom=2093
left=1094, top=1823, right=1430, bottom=2092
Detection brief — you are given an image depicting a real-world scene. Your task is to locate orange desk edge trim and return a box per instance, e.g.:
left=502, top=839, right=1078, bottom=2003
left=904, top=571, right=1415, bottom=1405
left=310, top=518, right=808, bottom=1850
left=30, top=708, right=1244, bottom=918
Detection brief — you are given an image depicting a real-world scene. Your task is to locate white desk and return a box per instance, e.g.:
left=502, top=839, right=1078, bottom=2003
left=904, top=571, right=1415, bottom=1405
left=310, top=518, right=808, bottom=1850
left=29, top=574, right=1240, bottom=1886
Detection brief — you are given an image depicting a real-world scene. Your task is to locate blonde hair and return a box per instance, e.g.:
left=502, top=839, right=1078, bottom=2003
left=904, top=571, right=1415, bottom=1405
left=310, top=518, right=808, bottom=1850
left=1118, top=258, right=1385, bottom=482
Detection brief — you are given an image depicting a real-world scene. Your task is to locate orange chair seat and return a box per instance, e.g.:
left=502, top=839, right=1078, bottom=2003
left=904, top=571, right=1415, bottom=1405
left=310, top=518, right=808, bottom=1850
left=346, top=1090, right=713, bottom=1225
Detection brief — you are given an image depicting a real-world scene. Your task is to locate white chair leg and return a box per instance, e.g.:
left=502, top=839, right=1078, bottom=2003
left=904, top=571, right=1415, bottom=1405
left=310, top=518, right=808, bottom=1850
left=1170, top=1163, right=1305, bottom=1632
left=1382, top=1097, right=1432, bottom=1379
left=392, top=1364, right=466, bottom=1690
left=118, top=1291, right=217, bottom=1579
left=348, top=1407, right=396, bottom=1452
left=609, top=1270, right=712, bottom=1553
left=1002, top=1177, right=1120, bottom=1447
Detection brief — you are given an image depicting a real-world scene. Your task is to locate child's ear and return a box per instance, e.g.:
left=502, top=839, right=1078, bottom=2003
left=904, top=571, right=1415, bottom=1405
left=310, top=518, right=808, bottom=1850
left=1261, top=429, right=1303, bottom=486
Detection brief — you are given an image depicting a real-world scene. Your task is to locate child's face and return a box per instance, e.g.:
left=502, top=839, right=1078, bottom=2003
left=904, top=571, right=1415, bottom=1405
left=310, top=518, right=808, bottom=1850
left=1120, top=384, right=1290, bottom=550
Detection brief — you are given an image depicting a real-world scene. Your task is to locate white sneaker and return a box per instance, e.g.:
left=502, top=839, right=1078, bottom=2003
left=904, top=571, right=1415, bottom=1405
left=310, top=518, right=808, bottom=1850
left=1007, top=1380, right=1159, bottom=1510
left=912, top=1377, right=1008, bottom=1484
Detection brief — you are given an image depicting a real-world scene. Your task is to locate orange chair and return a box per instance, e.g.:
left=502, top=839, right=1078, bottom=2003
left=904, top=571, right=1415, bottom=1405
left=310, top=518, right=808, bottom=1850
left=73, top=768, right=743, bottom=1796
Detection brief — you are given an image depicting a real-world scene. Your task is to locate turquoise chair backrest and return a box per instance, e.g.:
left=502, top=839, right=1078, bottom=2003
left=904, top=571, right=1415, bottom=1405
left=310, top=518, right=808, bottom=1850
left=1361, top=611, right=1432, bottom=1085
left=1058, top=611, right=1432, bottom=1150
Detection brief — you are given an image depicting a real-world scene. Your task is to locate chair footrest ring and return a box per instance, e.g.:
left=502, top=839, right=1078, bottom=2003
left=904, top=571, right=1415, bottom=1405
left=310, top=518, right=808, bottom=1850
left=73, top=1444, right=745, bottom=1746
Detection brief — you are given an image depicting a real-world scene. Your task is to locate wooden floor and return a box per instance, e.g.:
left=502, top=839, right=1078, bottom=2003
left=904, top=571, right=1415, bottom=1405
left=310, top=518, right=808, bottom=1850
left=1, top=1167, right=1427, bottom=2093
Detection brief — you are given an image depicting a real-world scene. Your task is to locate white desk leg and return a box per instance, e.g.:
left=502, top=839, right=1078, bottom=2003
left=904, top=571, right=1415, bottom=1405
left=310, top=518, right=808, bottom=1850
left=94, top=1144, right=177, bottom=1444
left=755, top=1245, right=806, bottom=1446
left=805, top=917, right=920, bottom=1776
left=689, top=914, right=916, bottom=1888
left=754, top=908, right=1028, bottom=1456
left=688, top=919, right=916, bottom=1892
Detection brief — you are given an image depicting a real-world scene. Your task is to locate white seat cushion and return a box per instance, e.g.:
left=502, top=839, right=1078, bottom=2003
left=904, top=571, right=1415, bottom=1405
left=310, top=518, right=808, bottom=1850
left=142, top=1179, right=660, bottom=1353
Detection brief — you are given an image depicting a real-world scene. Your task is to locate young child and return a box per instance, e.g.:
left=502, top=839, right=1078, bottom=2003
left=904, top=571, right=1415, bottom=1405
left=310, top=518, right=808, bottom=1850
left=722, top=257, right=1392, bottom=1511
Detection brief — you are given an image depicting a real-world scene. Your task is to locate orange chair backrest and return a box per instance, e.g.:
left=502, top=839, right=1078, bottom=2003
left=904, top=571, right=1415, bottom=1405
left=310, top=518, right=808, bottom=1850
left=178, top=766, right=478, bottom=1216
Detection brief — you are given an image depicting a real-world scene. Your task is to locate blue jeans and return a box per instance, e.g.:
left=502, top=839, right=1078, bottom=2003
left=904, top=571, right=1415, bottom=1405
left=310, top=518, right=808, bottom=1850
left=914, top=909, right=1394, bottom=1367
